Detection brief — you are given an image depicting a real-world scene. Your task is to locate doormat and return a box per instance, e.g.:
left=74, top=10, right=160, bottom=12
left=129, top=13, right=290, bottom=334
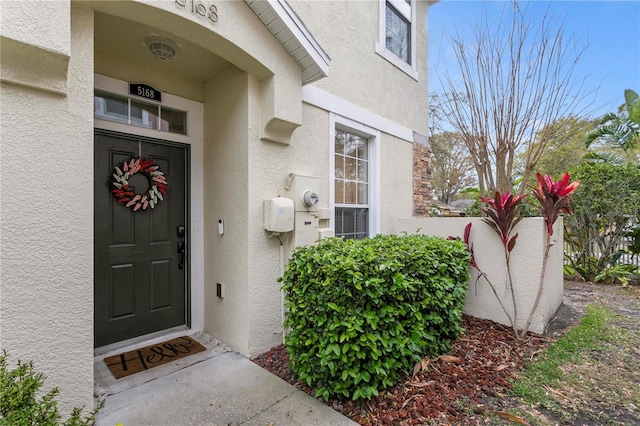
left=104, top=336, right=206, bottom=379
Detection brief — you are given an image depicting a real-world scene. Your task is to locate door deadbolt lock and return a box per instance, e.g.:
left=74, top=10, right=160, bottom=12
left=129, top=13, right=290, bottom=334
left=177, top=241, right=185, bottom=270
left=177, top=225, right=185, bottom=238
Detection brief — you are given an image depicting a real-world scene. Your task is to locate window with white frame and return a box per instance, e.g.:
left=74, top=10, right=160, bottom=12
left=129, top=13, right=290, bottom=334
left=386, top=0, right=411, bottom=63
left=376, top=0, right=417, bottom=79
left=334, top=129, right=372, bottom=239
left=94, top=90, right=187, bottom=135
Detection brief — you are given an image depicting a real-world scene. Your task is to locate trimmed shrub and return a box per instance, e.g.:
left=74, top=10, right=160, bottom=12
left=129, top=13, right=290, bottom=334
left=0, top=350, right=100, bottom=425
left=281, top=234, right=470, bottom=401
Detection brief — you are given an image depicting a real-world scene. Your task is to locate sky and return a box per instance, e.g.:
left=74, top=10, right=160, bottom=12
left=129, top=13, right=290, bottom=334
left=428, top=0, right=640, bottom=120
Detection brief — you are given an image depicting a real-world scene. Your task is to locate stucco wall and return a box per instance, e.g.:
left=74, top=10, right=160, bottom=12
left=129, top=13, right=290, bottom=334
left=245, top=102, right=332, bottom=356
left=202, top=65, right=251, bottom=353
left=290, top=0, right=430, bottom=136
left=0, top=1, right=71, bottom=94
left=0, top=3, right=95, bottom=415
left=90, top=0, right=303, bottom=139
left=379, top=134, right=415, bottom=233
left=0, top=0, right=70, bottom=55
left=242, top=99, right=418, bottom=356
left=392, top=217, right=564, bottom=334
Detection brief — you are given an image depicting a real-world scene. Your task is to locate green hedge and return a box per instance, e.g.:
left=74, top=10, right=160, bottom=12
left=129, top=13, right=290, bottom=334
left=281, top=234, right=470, bottom=401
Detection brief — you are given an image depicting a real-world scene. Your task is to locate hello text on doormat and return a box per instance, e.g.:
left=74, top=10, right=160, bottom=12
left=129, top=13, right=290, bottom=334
left=104, top=336, right=206, bottom=379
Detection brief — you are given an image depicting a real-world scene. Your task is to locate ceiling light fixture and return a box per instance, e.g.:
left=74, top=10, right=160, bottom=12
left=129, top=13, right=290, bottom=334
left=145, top=36, right=178, bottom=61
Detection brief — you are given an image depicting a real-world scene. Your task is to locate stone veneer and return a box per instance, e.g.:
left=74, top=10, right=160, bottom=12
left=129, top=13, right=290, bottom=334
left=413, top=142, right=433, bottom=217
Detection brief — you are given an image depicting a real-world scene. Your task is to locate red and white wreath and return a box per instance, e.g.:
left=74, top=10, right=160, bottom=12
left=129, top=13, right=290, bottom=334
left=111, top=158, right=168, bottom=211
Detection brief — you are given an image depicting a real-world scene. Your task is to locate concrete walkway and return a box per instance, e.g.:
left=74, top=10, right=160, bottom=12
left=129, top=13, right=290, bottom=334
left=95, top=339, right=357, bottom=426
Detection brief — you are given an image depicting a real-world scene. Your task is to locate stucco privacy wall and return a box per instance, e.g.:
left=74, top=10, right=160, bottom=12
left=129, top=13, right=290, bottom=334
left=392, top=217, right=564, bottom=334
left=0, top=3, right=95, bottom=415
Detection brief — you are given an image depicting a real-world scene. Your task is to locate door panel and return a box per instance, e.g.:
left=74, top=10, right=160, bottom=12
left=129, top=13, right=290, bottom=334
left=111, top=263, right=135, bottom=318
left=95, top=130, right=188, bottom=348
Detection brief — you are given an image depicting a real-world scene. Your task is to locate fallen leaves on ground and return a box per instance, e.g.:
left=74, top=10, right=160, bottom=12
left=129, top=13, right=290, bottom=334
left=252, top=315, right=549, bottom=425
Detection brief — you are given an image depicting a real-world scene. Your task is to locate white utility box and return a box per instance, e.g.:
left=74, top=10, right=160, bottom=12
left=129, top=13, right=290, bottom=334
left=287, top=175, right=321, bottom=246
left=288, top=174, right=320, bottom=212
left=264, top=197, right=294, bottom=232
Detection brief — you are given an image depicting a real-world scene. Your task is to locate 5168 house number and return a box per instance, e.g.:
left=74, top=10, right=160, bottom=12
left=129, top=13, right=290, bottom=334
left=175, top=0, right=218, bottom=24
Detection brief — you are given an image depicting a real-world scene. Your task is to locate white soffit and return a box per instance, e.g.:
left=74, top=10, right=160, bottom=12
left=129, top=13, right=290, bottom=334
left=245, top=0, right=330, bottom=84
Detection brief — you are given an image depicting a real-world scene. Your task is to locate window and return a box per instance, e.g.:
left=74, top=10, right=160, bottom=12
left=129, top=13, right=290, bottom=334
left=94, top=91, right=187, bottom=135
left=332, top=120, right=379, bottom=239
left=376, top=0, right=417, bottom=79
left=385, top=1, right=411, bottom=63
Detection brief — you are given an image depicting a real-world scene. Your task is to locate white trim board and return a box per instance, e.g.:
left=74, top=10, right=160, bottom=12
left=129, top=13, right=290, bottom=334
left=302, top=85, right=414, bottom=143
left=244, top=0, right=330, bottom=84
left=329, top=114, right=381, bottom=238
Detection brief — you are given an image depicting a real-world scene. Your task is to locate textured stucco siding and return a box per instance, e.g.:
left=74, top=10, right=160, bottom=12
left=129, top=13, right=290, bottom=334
left=203, top=65, right=251, bottom=354
left=246, top=102, right=332, bottom=357
left=243, top=102, right=417, bottom=356
left=0, top=0, right=70, bottom=55
left=0, top=4, right=95, bottom=415
left=392, top=217, right=564, bottom=334
left=0, top=0, right=439, bottom=411
left=379, top=133, right=415, bottom=233
left=290, top=0, right=430, bottom=136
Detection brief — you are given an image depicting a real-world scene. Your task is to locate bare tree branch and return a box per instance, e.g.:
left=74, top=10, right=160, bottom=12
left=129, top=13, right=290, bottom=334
left=430, top=131, right=477, bottom=204
left=435, top=1, right=596, bottom=195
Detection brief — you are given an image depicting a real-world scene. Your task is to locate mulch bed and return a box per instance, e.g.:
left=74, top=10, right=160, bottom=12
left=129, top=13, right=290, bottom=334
left=252, top=315, right=550, bottom=425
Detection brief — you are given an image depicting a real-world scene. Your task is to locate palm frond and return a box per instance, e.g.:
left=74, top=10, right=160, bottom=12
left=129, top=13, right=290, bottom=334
left=582, top=151, right=627, bottom=165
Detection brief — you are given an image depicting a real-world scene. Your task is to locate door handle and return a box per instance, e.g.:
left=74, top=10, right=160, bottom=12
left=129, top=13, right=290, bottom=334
left=177, top=241, right=185, bottom=270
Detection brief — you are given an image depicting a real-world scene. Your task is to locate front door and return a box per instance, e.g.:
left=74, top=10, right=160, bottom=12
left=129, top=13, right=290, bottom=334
left=95, top=130, right=188, bottom=348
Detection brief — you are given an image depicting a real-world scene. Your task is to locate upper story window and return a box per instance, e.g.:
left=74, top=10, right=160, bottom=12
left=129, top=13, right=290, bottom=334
left=386, top=0, right=411, bottom=63
left=376, top=0, right=418, bottom=80
left=94, top=91, right=187, bottom=135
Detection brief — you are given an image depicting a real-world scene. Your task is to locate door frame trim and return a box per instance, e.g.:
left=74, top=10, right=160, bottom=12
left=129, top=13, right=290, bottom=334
left=94, top=129, right=192, bottom=345
left=93, top=74, right=205, bottom=347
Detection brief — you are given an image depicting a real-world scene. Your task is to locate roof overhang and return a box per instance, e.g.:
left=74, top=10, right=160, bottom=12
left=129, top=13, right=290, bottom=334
left=244, top=0, right=330, bottom=85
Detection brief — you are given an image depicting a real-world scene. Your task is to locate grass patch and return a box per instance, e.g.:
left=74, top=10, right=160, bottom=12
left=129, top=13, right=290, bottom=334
left=512, top=304, right=616, bottom=403
left=507, top=303, right=640, bottom=425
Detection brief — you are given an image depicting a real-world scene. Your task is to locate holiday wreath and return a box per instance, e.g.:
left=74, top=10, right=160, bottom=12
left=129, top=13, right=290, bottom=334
left=111, top=158, right=168, bottom=211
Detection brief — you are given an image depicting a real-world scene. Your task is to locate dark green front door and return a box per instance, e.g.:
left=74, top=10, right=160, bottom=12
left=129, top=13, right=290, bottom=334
left=95, top=130, right=188, bottom=348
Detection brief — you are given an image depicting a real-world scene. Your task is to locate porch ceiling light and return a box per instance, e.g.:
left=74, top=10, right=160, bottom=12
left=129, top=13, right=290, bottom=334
left=145, top=36, right=178, bottom=61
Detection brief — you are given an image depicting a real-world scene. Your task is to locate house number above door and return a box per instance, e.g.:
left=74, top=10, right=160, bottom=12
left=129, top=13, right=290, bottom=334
left=175, top=0, right=219, bottom=24
left=129, top=83, right=162, bottom=103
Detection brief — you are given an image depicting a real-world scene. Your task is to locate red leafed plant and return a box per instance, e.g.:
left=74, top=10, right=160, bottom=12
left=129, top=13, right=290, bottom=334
left=531, top=173, right=580, bottom=236
left=521, top=173, right=579, bottom=337
left=480, top=191, right=528, bottom=251
left=479, top=191, right=528, bottom=337
left=459, top=173, right=579, bottom=338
